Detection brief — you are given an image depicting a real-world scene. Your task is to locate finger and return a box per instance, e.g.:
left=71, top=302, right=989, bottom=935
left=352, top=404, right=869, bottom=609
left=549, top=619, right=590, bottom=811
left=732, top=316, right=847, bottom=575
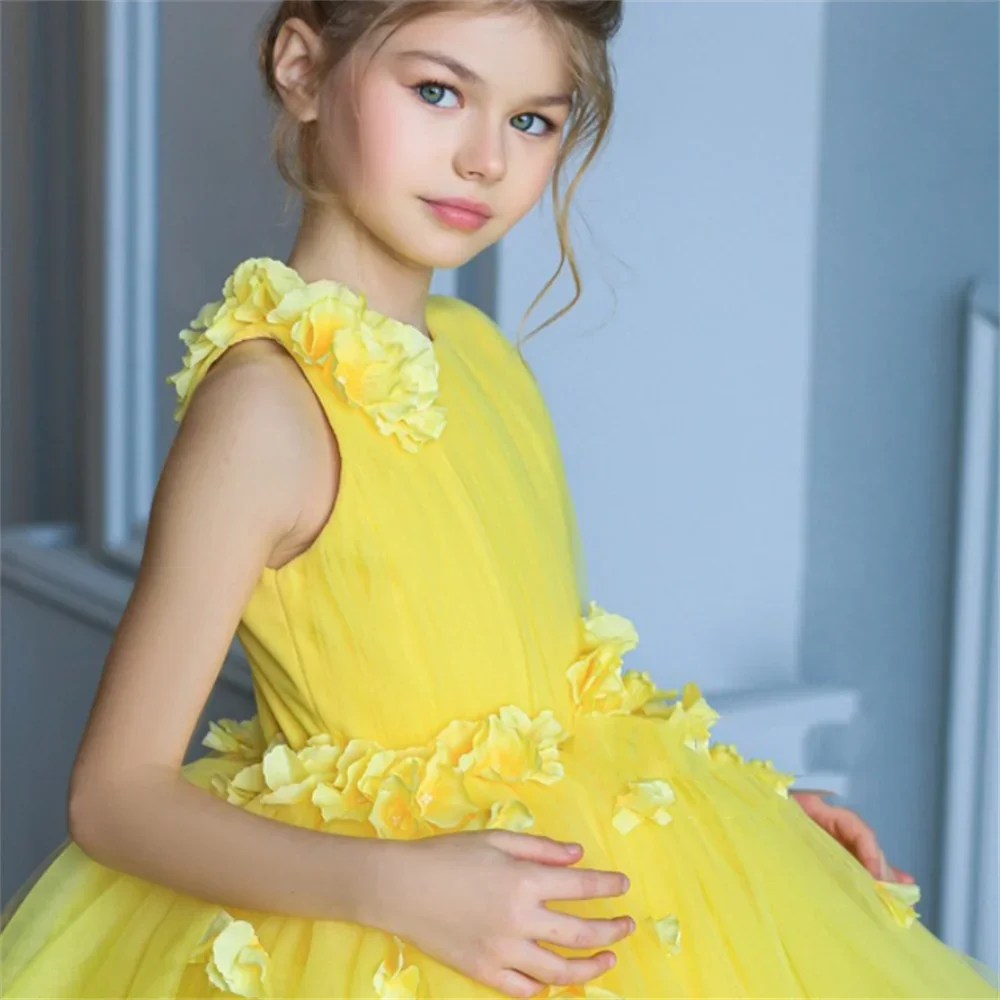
left=854, top=836, right=885, bottom=879
left=793, top=788, right=837, bottom=800
left=532, top=909, right=634, bottom=951
left=493, top=967, right=545, bottom=999
left=492, top=831, right=584, bottom=866
left=542, top=866, right=630, bottom=902
left=511, top=940, right=618, bottom=988
left=888, top=865, right=916, bottom=885
left=832, top=811, right=882, bottom=876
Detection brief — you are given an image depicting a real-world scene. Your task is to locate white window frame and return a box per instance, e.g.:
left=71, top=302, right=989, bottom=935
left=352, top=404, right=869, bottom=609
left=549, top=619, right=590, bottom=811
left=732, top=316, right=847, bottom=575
left=84, top=0, right=159, bottom=574
left=940, top=280, right=999, bottom=969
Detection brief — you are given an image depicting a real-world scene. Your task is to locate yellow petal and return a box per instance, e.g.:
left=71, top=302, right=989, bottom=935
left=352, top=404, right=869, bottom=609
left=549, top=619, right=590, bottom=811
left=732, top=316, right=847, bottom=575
left=582, top=601, right=639, bottom=652
left=259, top=744, right=315, bottom=804
left=651, top=914, right=682, bottom=954
left=612, top=779, right=675, bottom=834
left=434, top=718, right=480, bottom=764
left=312, top=780, right=372, bottom=824
left=356, top=749, right=403, bottom=800
left=621, top=669, right=660, bottom=713
left=875, top=880, right=921, bottom=928
left=709, top=742, right=744, bottom=765
left=744, top=758, right=796, bottom=798
left=486, top=796, right=535, bottom=832
left=221, top=763, right=267, bottom=806
left=226, top=257, right=304, bottom=324
left=373, top=935, right=422, bottom=999
left=544, top=985, right=623, bottom=998
left=202, top=716, right=266, bottom=760
left=190, top=911, right=271, bottom=999
left=567, top=603, right=653, bottom=717
left=369, top=774, right=427, bottom=839
left=417, top=747, right=480, bottom=830
left=459, top=707, right=567, bottom=786
left=657, top=682, right=721, bottom=752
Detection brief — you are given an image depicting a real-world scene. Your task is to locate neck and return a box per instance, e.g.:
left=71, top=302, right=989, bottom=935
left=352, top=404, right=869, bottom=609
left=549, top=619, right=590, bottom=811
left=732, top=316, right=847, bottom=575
left=286, top=200, right=434, bottom=338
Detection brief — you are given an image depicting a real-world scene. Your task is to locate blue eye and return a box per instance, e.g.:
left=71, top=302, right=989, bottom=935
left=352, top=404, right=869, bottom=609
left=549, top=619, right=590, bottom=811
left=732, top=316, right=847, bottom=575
left=415, top=82, right=460, bottom=108
left=414, top=80, right=556, bottom=137
left=511, top=112, right=554, bottom=137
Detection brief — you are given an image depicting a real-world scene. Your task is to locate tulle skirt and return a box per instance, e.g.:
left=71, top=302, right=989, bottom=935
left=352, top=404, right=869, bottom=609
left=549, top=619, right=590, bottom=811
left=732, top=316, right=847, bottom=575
left=2, top=707, right=998, bottom=999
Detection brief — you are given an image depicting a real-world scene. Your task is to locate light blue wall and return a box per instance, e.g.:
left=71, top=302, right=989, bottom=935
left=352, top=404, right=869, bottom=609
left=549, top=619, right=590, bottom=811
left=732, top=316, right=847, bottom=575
left=498, top=0, right=827, bottom=694
left=800, top=0, right=999, bottom=928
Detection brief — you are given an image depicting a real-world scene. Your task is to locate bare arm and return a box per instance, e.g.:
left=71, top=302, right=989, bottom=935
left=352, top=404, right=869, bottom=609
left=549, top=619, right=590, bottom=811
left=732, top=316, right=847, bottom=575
left=67, top=341, right=372, bottom=923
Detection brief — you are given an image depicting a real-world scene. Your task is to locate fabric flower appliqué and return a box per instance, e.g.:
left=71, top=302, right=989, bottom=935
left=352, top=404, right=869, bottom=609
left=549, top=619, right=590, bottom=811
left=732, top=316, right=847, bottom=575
left=373, top=935, right=423, bottom=999
left=566, top=601, right=662, bottom=716
left=167, top=257, right=446, bottom=452
left=640, top=680, right=721, bottom=753
left=458, top=706, right=567, bottom=785
left=204, top=704, right=570, bottom=839
left=743, top=757, right=796, bottom=799
left=543, top=987, right=622, bottom=998
left=202, top=716, right=268, bottom=762
left=651, top=913, right=682, bottom=955
left=612, top=778, right=676, bottom=835
left=874, top=880, right=922, bottom=928
left=188, top=910, right=271, bottom=999
left=167, top=257, right=303, bottom=417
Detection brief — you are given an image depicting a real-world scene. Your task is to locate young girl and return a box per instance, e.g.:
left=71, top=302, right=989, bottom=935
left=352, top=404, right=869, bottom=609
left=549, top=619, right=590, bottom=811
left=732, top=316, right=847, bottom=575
left=1, top=2, right=997, bottom=998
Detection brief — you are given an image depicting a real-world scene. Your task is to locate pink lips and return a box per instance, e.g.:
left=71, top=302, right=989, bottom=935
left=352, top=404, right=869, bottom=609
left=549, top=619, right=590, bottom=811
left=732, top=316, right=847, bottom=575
left=422, top=197, right=493, bottom=232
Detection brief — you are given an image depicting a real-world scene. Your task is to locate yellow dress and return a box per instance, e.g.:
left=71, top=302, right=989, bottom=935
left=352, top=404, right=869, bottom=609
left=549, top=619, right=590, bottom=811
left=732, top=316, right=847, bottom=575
left=2, top=257, right=997, bottom=999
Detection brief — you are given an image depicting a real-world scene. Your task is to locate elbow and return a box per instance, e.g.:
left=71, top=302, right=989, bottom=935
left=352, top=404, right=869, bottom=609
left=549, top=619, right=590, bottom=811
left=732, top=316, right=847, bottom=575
left=67, top=780, right=101, bottom=856
left=66, top=771, right=121, bottom=862
left=67, top=765, right=174, bottom=863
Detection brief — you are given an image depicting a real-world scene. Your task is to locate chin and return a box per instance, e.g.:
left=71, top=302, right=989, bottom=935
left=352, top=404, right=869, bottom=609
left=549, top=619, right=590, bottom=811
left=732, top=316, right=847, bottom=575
left=397, top=232, right=492, bottom=273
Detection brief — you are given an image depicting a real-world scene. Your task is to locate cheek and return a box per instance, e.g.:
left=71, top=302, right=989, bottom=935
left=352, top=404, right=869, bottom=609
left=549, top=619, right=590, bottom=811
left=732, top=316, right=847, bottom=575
left=506, top=146, right=559, bottom=221
left=353, top=83, right=433, bottom=197
left=319, top=80, right=419, bottom=199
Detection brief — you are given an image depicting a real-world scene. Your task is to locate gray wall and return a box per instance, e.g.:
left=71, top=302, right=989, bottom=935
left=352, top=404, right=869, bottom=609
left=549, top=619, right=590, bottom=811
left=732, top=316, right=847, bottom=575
left=1, top=1, right=84, bottom=529
left=800, top=0, right=999, bottom=923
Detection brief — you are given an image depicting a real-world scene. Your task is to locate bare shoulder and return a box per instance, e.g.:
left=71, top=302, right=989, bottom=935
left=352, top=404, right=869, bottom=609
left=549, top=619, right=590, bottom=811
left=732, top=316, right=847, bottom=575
left=180, top=338, right=341, bottom=568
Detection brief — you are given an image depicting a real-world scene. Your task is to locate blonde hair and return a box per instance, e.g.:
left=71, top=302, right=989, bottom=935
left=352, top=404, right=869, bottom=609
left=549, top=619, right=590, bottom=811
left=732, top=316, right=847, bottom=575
left=258, top=0, right=622, bottom=344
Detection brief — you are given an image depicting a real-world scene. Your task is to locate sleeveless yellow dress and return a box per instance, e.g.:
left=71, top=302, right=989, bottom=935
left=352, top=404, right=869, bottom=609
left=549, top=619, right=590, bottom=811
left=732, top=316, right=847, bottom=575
left=2, top=257, right=997, bottom=999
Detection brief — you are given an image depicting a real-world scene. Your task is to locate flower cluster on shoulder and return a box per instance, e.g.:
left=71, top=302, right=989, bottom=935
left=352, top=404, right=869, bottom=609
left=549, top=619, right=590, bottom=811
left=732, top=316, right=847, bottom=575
left=167, top=257, right=446, bottom=453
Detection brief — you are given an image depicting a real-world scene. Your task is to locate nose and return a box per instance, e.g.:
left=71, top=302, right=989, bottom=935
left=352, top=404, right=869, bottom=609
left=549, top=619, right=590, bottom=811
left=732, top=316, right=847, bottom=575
left=454, top=116, right=507, bottom=184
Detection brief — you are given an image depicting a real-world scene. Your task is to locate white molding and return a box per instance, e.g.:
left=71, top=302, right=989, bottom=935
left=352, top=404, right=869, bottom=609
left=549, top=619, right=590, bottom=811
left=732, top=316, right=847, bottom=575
left=940, top=281, right=999, bottom=965
left=709, top=685, right=859, bottom=798
left=1, top=523, right=253, bottom=699
left=100, top=0, right=159, bottom=555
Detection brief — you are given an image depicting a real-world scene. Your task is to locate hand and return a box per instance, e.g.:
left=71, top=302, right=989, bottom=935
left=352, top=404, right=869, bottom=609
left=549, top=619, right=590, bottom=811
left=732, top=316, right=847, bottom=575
left=790, top=789, right=916, bottom=884
left=359, top=829, right=635, bottom=999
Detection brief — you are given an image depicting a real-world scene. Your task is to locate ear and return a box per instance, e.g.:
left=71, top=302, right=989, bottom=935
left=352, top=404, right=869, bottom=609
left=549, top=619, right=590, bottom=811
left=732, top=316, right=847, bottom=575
left=270, top=17, right=327, bottom=124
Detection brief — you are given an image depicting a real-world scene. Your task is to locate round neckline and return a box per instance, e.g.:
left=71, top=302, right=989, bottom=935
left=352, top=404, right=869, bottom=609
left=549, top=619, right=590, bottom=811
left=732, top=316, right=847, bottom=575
left=279, top=257, right=445, bottom=351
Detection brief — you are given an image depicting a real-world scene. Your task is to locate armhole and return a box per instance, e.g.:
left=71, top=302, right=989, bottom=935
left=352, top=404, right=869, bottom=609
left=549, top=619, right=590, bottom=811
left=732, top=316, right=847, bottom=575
left=175, top=327, right=350, bottom=578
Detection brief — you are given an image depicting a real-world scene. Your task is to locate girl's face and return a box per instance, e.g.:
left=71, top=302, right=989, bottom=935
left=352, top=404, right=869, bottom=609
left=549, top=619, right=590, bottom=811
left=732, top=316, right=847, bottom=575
left=318, top=8, right=574, bottom=271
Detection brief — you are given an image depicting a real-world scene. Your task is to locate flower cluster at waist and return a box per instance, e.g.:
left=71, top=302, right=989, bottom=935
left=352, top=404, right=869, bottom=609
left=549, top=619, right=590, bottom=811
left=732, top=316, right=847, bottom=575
left=201, top=601, right=791, bottom=839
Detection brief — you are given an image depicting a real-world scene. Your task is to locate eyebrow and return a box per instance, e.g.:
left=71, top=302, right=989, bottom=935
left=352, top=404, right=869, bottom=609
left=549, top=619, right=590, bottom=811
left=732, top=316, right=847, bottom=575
left=396, top=49, right=574, bottom=108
